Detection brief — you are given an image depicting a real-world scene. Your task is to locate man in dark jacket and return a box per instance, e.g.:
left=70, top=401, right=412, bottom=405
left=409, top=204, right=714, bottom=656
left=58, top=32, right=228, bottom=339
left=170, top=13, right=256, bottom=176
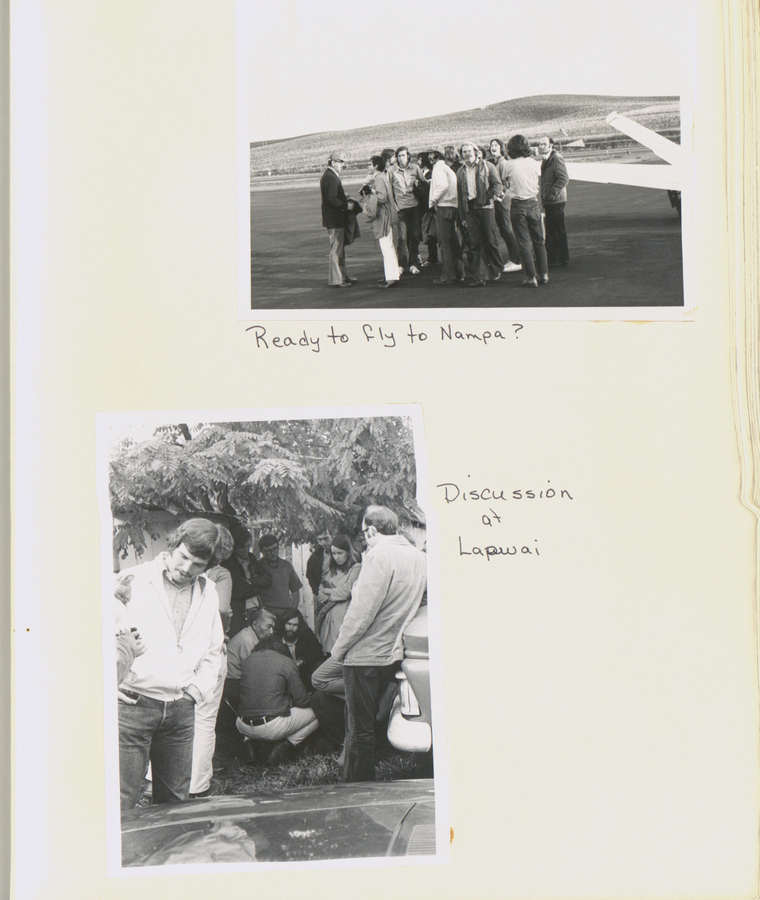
left=320, top=150, right=359, bottom=288
left=221, top=523, right=272, bottom=638
left=456, top=142, right=504, bottom=286
left=538, top=136, right=570, bottom=267
left=305, top=530, right=332, bottom=597
left=275, top=607, right=327, bottom=690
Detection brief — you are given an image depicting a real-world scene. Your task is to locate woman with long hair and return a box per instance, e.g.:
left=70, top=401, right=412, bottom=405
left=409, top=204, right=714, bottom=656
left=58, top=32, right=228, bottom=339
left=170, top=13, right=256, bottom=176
left=505, top=134, right=548, bottom=287
left=314, top=535, right=362, bottom=652
left=488, top=138, right=522, bottom=273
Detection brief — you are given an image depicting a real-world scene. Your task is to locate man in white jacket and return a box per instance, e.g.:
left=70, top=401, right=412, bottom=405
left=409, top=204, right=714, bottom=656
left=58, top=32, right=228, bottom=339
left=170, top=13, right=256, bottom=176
left=330, top=506, right=426, bottom=782
left=116, top=518, right=228, bottom=809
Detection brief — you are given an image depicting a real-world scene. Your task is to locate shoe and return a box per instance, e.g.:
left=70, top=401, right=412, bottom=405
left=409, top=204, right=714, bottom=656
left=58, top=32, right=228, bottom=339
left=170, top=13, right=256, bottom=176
left=409, top=265, right=420, bottom=275
left=309, top=734, right=340, bottom=755
left=377, top=280, right=398, bottom=289
left=330, top=282, right=352, bottom=288
left=433, top=278, right=456, bottom=285
left=503, top=261, right=522, bottom=273
left=468, top=279, right=486, bottom=287
left=189, top=788, right=211, bottom=799
left=267, top=740, right=295, bottom=765
left=521, top=278, right=538, bottom=288
left=398, top=266, right=404, bottom=277
left=420, top=260, right=431, bottom=268
left=342, top=275, right=357, bottom=284
left=538, top=274, right=549, bottom=284
left=490, top=272, right=501, bottom=282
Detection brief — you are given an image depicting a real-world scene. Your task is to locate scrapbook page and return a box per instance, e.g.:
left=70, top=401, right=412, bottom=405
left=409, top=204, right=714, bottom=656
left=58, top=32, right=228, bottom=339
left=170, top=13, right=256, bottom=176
left=9, top=0, right=760, bottom=897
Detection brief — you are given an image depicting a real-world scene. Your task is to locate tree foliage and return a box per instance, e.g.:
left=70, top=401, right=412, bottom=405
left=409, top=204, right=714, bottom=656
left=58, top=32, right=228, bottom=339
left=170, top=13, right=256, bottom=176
left=110, top=417, right=421, bottom=558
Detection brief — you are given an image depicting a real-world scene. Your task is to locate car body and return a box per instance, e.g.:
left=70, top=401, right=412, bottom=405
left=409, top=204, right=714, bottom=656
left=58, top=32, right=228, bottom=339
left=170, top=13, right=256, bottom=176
left=387, top=604, right=432, bottom=753
left=121, top=778, right=436, bottom=866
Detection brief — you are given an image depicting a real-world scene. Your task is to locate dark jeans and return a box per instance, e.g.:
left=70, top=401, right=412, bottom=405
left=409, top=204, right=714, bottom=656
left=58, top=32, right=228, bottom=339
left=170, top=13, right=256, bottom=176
left=435, top=207, right=464, bottom=281
left=118, top=694, right=195, bottom=810
left=544, top=202, right=569, bottom=264
left=510, top=198, right=548, bottom=280
left=310, top=690, right=346, bottom=748
left=396, top=206, right=421, bottom=269
left=463, top=207, right=503, bottom=280
left=494, top=199, right=520, bottom=264
left=342, top=663, right=399, bottom=782
left=420, top=209, right=438, bottom=264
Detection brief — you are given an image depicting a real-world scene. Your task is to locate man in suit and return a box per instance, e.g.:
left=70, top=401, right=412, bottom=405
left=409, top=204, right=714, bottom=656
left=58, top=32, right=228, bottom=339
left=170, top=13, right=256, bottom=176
left=538, top=136, right=570, bottom=267
left=320, top=150, right=358, bottom=288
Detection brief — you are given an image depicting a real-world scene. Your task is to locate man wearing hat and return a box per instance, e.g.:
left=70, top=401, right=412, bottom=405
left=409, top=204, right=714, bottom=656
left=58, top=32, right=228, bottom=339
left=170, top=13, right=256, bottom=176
left=320, top=150, right=359, bottom=288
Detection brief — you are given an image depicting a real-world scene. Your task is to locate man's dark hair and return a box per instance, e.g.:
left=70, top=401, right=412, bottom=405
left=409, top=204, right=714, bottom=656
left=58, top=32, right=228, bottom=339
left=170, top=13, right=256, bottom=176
left=167, top=519, right=232, bottom=566
left=428, top=149, right=444, bottom=163
left=275, top=607, right=304, bottom=637
left=253, top=634, right=292, bottom=658
left=363, top=505, right=399, bottom=535
left=507, top=134, right=532, bottom=159
left=381, top=148, right=395, bottom=162
left=489, top=138, right=506, bottom=157
left=370, top=154, right=386, bottom=172
left=395, top=145, right=410, bottom=160
left=444, top=145, right=458, bottom=160
left=258, top=533, right=279, bottom=550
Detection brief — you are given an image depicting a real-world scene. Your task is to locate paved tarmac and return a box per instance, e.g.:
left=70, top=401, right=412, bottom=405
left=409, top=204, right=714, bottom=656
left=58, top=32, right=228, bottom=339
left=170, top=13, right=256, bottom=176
left=250, top=181, right=683, bottom=311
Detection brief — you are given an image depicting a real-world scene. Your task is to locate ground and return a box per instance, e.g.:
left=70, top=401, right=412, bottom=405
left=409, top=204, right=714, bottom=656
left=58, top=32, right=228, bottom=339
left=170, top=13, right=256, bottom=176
left=197, top=731, right=433, bottom=797
left=250, top=179, right=683, bottom=311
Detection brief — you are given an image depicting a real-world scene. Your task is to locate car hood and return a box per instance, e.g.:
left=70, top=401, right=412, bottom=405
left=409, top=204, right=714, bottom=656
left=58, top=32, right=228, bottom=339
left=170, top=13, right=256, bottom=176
left=121, top=779, right=436, bottom=866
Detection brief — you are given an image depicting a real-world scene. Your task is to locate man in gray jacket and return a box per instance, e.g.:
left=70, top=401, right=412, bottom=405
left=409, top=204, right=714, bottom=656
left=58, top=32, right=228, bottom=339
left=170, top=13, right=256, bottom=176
left=330, top=506, right=427, bottom=782
left=539, top=136, right=570, bottom=267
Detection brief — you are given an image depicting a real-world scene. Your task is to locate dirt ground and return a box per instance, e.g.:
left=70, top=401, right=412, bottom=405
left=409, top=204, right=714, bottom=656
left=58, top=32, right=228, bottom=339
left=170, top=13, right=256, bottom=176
left=250, top=181, right=684, bottom=311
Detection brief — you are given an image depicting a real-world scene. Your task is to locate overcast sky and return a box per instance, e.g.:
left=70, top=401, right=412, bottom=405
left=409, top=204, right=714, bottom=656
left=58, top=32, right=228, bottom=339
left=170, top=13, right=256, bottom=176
left=238, top=0, right=690, bottom=142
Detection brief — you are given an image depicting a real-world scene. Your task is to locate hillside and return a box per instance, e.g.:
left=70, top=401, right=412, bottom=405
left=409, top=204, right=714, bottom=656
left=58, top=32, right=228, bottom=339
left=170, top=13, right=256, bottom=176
left=250, top=94, right=680, bottom=176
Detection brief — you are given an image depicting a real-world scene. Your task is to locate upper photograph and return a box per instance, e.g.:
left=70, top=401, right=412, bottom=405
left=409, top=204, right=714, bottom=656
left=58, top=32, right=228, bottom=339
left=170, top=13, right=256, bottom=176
left=238, top=0, right=691, bottom=320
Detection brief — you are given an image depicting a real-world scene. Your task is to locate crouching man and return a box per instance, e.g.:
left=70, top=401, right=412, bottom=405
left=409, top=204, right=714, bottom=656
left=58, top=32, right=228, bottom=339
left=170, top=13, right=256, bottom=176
left=236, top=634, right=318, bottom=764
left=116, top=518, right=228, bottom=809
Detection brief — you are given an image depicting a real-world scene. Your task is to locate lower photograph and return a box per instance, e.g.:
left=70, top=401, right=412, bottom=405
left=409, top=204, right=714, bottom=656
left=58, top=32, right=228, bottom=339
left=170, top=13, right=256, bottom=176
left=97, top=405, right=447, bottom=873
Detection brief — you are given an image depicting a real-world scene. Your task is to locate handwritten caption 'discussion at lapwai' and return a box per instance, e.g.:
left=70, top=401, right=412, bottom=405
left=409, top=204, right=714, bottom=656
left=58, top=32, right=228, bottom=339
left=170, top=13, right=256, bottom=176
left=246, top=322, right=525, bottom=352
left=436, top=479, right=574, bottom=561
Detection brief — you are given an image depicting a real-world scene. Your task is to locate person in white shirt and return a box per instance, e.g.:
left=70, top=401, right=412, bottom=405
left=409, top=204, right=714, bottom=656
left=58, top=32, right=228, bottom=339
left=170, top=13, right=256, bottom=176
left=428, top=149, right=465, bottom=284
left=504, top=134, right=549, bottom=287
left=116, top=518, right=229, bottom=809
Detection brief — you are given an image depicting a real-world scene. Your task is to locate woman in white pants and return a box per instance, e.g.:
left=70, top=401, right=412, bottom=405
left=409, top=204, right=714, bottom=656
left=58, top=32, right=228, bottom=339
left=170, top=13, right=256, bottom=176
left=360, top=155, right=400, bottom=289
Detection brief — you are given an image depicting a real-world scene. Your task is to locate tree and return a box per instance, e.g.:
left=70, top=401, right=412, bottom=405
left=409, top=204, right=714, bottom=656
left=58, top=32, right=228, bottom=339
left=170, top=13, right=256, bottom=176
left=110, top=416, right=422, bottom=559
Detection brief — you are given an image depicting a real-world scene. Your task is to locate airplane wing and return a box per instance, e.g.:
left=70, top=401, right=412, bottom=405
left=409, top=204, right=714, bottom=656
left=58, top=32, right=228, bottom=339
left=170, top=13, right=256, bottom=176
left=605, top=112, right=681, bottom=167
left=566, top=161, right=681, bottom=191
left=566, top=112, right=681, bottom=192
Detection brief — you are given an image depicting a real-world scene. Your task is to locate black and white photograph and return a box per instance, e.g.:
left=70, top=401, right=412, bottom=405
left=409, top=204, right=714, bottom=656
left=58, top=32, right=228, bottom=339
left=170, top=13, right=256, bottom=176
left=238, top=0, right=691, bottom=319
left=98, top=407, right=446, bottom=872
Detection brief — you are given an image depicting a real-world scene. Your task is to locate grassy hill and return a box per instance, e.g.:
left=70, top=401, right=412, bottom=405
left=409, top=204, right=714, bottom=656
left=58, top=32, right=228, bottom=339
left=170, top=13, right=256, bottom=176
left=250, top=93, right=680, bottom=177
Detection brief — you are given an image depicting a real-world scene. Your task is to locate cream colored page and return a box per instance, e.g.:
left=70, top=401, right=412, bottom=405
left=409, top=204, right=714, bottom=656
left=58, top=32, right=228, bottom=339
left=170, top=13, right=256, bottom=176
left=11, top=1, right=759, bottom=899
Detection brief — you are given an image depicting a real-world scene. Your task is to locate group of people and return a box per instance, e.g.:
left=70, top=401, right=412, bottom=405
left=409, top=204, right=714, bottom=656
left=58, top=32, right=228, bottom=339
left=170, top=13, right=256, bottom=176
left=319, top=135, right=570, bottom=291
left=114, top=505, right=427, bottom=810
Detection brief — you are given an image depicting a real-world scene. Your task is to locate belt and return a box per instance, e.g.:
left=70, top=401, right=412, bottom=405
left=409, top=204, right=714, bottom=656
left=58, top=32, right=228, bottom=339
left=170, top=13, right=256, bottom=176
left=240, top=712, right=288, bottom=727
left=119, top=690, right=191, bottom=708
